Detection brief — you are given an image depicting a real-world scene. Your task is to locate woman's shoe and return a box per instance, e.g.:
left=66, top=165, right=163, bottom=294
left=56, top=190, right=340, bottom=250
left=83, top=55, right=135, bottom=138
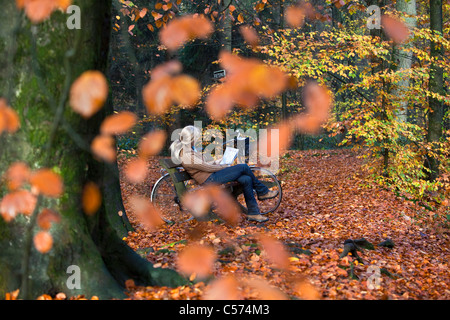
left=246, top=214, right=269, bottom=222
left=258, top=190, right=278, bottom=201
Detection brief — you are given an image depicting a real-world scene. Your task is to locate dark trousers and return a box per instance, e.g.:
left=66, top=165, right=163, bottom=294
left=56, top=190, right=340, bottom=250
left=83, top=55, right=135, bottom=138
left=204, top=164, right=269, bottom=215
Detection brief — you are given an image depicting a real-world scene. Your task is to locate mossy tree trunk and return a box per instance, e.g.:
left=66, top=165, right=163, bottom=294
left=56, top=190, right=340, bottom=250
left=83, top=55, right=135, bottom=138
left=0, top=0, right=185, bottom=299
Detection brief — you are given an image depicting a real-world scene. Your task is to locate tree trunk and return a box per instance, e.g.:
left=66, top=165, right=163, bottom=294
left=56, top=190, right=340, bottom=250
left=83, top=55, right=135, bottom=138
left=0, top=0, right=185, bottom=300
left=392, top=0, right=417, bottom=123
left=279, top=0, right=288, bottom=120
left=426, top=0, right=444, bottom=180
left=368, top=0, right=390, bottom=176
left=220, top=0, right=233, bottom=52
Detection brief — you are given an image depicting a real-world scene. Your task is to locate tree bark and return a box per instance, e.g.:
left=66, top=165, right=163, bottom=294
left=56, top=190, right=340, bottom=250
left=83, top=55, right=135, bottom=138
left=220, top=0, right=233, bottom=52
left=392, top=0, right=417, bottom=123
left=368, top=0, right=390, bottom=176
left=0, top=0, right=186, bottom=299
left=426, top=0, right=444, bottom=180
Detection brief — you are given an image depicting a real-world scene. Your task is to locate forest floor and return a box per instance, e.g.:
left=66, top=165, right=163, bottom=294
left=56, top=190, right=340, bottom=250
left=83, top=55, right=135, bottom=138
left=119, top=149, right=450, bottom=300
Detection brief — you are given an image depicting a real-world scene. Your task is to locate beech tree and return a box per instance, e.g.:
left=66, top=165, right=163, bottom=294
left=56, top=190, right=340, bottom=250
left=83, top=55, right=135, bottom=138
left=0, top=0, right=185, bottom=299
left=426, top=0, right=444, bottom=180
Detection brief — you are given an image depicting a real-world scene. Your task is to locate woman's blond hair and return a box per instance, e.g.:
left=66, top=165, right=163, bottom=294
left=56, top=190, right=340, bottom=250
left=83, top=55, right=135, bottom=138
left=170, top=125, right=201, bottom=162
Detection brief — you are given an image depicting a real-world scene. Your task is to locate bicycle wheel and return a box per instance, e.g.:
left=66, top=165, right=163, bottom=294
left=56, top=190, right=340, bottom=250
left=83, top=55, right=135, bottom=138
left=235, top=167, right=282, bottom=215
left=150, top=174, right=194, bottom=224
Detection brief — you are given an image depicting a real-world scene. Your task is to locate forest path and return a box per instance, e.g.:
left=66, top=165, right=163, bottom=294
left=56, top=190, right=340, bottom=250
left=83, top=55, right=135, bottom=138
left=119, top=149, right=449, bottom=300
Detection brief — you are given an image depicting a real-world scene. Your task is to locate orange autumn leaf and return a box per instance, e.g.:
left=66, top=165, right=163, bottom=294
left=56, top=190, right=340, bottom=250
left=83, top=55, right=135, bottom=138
left=5, top=289, right=20, bottom=300
left=138, top=130, right=167, bottom=158
left=0, top=190, right=37, bottom=222
left=257, top=234, right=290, bottom=270
left=163, top=3, right=172, bottom=11
left=0, top=98, right=20, bottom=134
left=247, top=278, right=288, bottom=300
left=142, top=76, right=173, bottom=115
left=0, top=109, right=5, bottom=134
left=182, top=185, right=241, bottom=225
left=219, top=50, right=250, bottom=75
left=29, top=169, right=64, bottom=198
left=303, top=82, right=332, bottom=122
left=16, top=0, right=72, bottom=23
left=2, top=107, right=21, bottom=133
left=203, top=275, right=242, bottom=300
left=143, top=61, right=200, bottom=114
left=239, top=25, right=259, bottom=47
left=237, top=13, right=244, bottom=24
left=294, top=278, right=321, bottom=300
left=177, top=244, right=216, bottom=278
left=36, top=294, right=53, bottom=300
left=56, top=0, right=71, bottom=10
left=205, top=85, right=235, bottom=121
left=171, top=75, right=201, bottom=106
left=70, top=71, right=108, bottom=118
left=152, top=10, right=163, bottom=20
left=34, top=231, right=53, bottom=254
left=129, top=195, right=164, bottom=230
left=289, top=82, right=333, bottom=135
left=150, top=60, right=183, bottom=81
left=291, top=114, right=322, bottom=135
left=258, top=122, right=294, bottom=158
left=205, top=51, right=289, bottom=120
left=159, top=14, right=214, bottom=51
left=155, top=20, right=164, bottom=28
left=82, top=182, right=102, bottom=216
left=247, top=65, right=288, bottom=99
left=181, top=188, right=212, bottom=219
left=139, top=8, right=148, bottom=18
left=285, top=6, right=305, bottom=28
left=207, top=185, right=242, bottom=225
left=124, top=157, right=149, bottom=184
left=37, top=208, right=61, bottom=230
left=381, top=15, right=410, bottom=44
left=3, top=162, right=30, bottom=190
left=91, top=135, right=117, bottom=162
left=100, top=111, right=137, bottom=135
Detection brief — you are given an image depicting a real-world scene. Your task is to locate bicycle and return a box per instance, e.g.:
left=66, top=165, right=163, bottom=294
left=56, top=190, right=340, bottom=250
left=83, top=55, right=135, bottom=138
left=150, top=136, right=282, bottom=224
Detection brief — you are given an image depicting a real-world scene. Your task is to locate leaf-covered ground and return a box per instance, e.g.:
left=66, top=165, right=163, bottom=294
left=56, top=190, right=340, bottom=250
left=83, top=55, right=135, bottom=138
left=119, top=149, right=450, bottom=300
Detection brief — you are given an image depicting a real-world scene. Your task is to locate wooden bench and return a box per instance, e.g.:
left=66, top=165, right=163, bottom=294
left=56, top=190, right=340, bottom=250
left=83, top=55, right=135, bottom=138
left=159, top=158, right=246, bottom=214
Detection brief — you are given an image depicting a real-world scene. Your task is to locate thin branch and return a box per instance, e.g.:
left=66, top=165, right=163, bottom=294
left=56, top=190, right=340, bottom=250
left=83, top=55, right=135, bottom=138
left=326, top=71, right=373, bottom=103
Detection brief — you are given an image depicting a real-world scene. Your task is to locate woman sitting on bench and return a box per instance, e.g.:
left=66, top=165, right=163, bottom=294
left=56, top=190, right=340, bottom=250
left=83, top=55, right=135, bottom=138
left=170, top=125, right=278, bottom=222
